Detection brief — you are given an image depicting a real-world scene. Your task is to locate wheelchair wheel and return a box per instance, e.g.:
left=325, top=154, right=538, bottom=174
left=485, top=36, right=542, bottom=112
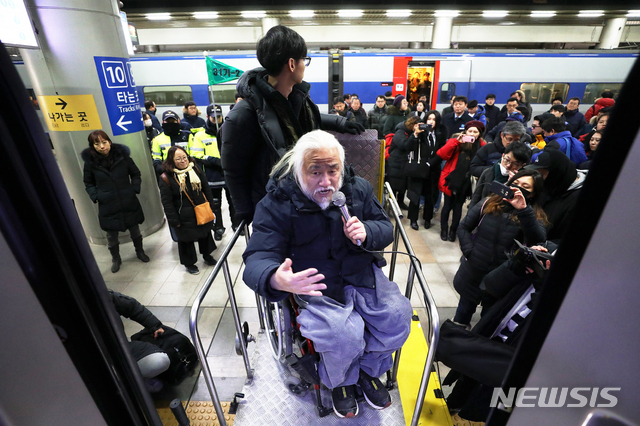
left=259, top=297, right=291, bottom=361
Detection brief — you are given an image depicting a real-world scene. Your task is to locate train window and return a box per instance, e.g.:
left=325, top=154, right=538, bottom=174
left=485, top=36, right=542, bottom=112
left=582, top=83, right=622, bottom=104
left=143, top=86, right=193, bottom=107
left=440, top=83, right=456, bottom=103
left=519, top=83, right=569, bottom=104
left=206, top=85, right=237, bottom=104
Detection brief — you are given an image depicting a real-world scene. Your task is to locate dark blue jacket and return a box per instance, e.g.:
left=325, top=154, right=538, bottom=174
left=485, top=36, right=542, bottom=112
left=243, top=168, right=393, bottom=303
left=534, top=131, right=588, bottom=165
left=563, top=109, right=587, bottom=137
left=469, top=137, right=506, bottom=178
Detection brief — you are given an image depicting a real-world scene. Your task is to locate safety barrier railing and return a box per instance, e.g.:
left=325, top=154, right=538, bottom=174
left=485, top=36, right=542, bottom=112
left=189, top=221, right=251, bottom=426
left=384, top=182, right=441, bottom=426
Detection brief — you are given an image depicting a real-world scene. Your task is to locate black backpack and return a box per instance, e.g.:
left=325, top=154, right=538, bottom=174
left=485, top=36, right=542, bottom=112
left=131, top=326, right=199, bottom=385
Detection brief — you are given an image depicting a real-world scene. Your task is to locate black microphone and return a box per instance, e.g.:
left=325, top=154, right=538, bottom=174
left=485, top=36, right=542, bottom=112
left=332, top=191, right=361, bottom=246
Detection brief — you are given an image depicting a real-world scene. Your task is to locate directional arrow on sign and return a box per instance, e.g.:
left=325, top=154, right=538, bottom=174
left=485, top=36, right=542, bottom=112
left=117, top=115, right=132, bottom=131
left=55, top=98, right=68, bottom=109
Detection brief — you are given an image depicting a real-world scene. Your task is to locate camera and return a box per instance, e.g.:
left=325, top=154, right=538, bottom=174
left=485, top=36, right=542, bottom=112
left=461, top=135, right=476, bottom=144
left=511, top=240, right=554, bottom=279
left=418, top=123, right=431, bottom=131
left=490, top=181, right=515, bottom=199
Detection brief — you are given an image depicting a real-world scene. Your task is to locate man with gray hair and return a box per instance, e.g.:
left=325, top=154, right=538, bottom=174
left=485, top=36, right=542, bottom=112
left=470, top=120, right=528, bottom=178
left=243, top=130, right=412, bottom=418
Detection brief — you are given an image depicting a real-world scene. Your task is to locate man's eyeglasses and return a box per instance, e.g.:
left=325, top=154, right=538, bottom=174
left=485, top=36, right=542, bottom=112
left=531, top=124, right=540, bottom=129
left=502, top=156, right=524, bottom=169
left=301, top=57, right=311, bottom=66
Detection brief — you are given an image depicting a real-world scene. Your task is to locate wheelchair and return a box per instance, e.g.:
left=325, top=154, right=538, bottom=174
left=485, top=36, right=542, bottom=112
left=258, top=294, right=333, bottom=417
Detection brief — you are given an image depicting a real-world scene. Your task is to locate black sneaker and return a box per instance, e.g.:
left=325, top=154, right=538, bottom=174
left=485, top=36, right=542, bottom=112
left=214, top=228, right=224, bottom=241
left=357, top=371, right=391, bottom=410
left=185, top=265, right=200, bottom=275
left=331, top=385, right=358, bottom=418
left=203, top=255, right=217, bottom=266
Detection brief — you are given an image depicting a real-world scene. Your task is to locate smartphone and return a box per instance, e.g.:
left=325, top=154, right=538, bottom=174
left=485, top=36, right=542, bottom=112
left=490, top=181, right=515, bottom=199
left=461, top=135, right=476, bottom=144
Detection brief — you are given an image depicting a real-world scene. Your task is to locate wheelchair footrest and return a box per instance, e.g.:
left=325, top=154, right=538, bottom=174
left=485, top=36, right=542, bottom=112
left=285, top=353, right=320, bottom=386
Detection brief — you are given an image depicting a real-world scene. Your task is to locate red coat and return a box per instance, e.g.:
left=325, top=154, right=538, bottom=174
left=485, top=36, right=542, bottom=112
left=584, top=98, right=615, bottom=122
left=437, top=137, right=486, bottom=197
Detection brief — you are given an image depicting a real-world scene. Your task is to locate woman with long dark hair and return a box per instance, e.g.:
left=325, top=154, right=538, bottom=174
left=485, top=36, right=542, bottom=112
left=159, top=146, right=217, bottom=275
left=452, top=169, right=548, bottom=328
left=82, top=130, right=148, bottom=273
left=437, top=120, right=487, bottom=242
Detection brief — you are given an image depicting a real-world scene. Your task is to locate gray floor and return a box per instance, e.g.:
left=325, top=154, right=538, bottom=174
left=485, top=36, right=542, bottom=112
left=93, top=197, right=480, bottom=417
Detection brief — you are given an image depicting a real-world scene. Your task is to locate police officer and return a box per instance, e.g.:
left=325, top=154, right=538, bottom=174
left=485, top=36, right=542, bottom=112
left=150, top=110, right=191, bottom=177
left=190, top=104, right=237, bottom=240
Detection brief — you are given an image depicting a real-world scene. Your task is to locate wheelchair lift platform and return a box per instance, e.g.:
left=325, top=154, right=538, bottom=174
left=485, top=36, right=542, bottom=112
left=233, top=313, right=452, bottom=426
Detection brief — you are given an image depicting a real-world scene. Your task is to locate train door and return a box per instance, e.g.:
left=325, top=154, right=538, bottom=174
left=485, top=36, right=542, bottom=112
left=406, top=61, right=435, bottom=111
left=433, top=60, right=472, bottom=111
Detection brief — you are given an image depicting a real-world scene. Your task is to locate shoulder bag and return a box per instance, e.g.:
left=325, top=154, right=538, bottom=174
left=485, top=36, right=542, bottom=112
left=173, top=175, right=215, bottom=225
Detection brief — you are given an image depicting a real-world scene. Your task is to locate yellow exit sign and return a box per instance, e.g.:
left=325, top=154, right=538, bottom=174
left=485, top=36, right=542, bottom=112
left=40, top=94, right=102, bottom=132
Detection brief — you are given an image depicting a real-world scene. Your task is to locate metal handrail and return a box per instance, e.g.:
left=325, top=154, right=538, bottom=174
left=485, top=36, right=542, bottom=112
left=189, top=221, right=251, bottom=426
left=383, top=182, right=441, bottom=426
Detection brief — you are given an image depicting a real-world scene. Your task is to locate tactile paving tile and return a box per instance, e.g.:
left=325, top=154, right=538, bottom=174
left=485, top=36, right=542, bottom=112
left=233, top=332, right=407, bottom=426
left=451, top=413, right=486, bottom=426
left=156, top=400, right=235, bottom=426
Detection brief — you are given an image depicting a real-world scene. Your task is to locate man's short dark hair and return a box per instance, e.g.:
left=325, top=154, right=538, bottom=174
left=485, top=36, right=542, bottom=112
left=385, top=91, right=392, bottom=97
left=601, top=90, right=614, bottom=98
left=569, top=97, right=581, bottom=104
left=510, top=92, right=518, bottom=97
left=235, top=93, right=242, bottom=100
left=542, top=116, right=566, bottom=133
left=144, top=100, right=154, bottom=109
left=184, top=101, right=196, bottom=108
left=506, top=97, right=519, bottom=104
left=467, top=99, right=478, bottom=109
left=343, top=94, right=351, bottom=101
left=485, top=94, right=496, bottom=100
left=552, top=96, right=564, bottom=104
left=550, top=104, right=566, bottom=113
left=377, top=95, right=385, bottom=101
left=453, top=96, right=467, bottom=105
left=333, top=96, right=345, bottom=106
left=504, top=141, right=531, bottom=164
left=257, top=25, right=307, bottom=76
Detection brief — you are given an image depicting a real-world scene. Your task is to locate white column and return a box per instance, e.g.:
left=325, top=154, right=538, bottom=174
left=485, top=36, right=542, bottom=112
left=597, top=17, right=627, bottom=49
left=431, top=17, right=453, bottom=49
left=261, top=17, right=280, bottom=35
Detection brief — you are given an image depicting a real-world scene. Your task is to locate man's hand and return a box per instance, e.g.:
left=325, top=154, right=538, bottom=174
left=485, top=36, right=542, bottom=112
left=342, top=216, right=366, bottom=246
left=153, top=328, right=165, bottom=339
left=344, top=121, right=365, bottom=135
left=270, top=258, right=326, bottom=296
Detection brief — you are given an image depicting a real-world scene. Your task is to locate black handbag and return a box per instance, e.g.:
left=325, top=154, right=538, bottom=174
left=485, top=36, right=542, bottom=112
left=402, top=141, right=430, bottom=178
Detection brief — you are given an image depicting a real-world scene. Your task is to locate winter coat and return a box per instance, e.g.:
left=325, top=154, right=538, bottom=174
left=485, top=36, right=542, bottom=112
left=584, top=98, right=615, bottom=122
left=541, top=172, right=586, bottom=243
left=159, top=165, right=215, bottom=242
left=470, top=105, right=487, bottom=127
left=147, top=109, right=162, bottom=132
left=382, top=105, right=410, bottom=136
left=437, top=137, right=486, bottom=197
left=386, top=123, right=413, bottom=194
left=563, top=109, right=587, bottom=137
left=535, top=131, right=588, bottom=165
left=110, top=290, right=164, bottom=361
left=181, top=113, right=206, bottom=132
left=368, top=105, right=389, bottom=139
left=455, top=200, right=547, bottom=302
left=483, top=104, right=501, bottom=133
left=441, top=112, right=473, bottom=139
left=145, top=126, right=160, bottom=147
left=351, top=107, right=368, bottom=128
left=405, top=125, right=446, bottom=206
left=243, top=168, right=393, bottom=304
left=411, top=110, right=427, bottom=122
left=82, top=143, right=145, bottom=232
left=469, top=138, right=508, bottom=178
left=468, top=163, right=508, bottom=210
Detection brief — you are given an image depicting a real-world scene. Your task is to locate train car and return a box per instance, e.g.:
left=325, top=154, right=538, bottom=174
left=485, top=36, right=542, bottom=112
left=15, top=50, right=637, bottom=127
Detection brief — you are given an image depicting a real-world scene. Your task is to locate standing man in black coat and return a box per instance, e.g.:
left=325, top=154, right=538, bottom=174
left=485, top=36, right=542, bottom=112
left=483, top=94, right=500, bottom=133
left=83, top=131, right=149, bottom=273
left=441, top=96, right=473, bottom=138
left=221, top=25, right=364, bottom=225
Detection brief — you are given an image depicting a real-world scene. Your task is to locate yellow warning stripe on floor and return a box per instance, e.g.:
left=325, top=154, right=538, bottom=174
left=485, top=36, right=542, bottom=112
left=155, top=400, right=235, bottom=426
left=396, top=312, right=453, bottom=426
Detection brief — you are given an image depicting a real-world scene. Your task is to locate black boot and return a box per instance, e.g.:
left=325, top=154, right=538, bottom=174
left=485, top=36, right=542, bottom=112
left=108, top=245, right=122, bottom=273
left=132, top=236, right=150, bottom=262
left=448, top=229, right=457, bottom=242
left=440, top=226, right=448, bottom=241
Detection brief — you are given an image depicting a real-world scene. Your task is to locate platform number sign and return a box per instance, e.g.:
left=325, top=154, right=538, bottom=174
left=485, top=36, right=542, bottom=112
left=94, top=56, right=144, bottom=136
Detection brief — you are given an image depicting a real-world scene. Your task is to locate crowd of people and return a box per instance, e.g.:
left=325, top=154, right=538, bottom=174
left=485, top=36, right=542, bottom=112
left=81, top=23, right=616, bottom=420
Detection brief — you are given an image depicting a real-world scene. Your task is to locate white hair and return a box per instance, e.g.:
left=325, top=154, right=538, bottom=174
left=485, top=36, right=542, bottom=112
left=270, top=130, right=345, bottom=184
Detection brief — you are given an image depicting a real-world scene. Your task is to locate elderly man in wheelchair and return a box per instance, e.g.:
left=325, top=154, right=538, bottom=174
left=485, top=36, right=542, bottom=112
left=243, top=130, right=412, bottom=418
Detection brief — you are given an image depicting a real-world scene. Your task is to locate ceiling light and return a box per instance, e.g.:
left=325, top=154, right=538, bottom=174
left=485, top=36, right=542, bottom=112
left=578, top=10, right=604, bottom=17
left=241, top=11, right=266, bottom=19
left=387, top=10, right=412, bottom=18
left=434, top=10, right=459, bottom=18
left=483, top=11, right=508, bottom=18
left=192, top=12, right=218, bottom=19
left=338, top=10, right=363, bottom=18
left=530, top=11, right=556, bottom=18
left=146, top=13, right=171, bottom=20
left=628, top=10, right=640, bottom=17
left=290, top=10, right=314, bottom=18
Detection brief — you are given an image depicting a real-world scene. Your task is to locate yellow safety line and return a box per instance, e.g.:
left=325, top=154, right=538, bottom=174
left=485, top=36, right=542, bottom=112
left=396, top=312, right=453, bottom=426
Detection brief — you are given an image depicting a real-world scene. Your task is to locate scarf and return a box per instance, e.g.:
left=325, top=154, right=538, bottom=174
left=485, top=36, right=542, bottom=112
left=445, top=148, right=473, bottom=198
left=173, top=162, right=201, bottom=194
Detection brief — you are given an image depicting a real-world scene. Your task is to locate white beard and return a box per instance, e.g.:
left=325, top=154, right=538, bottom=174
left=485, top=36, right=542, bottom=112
left=299, top=176, right=343, bottom=210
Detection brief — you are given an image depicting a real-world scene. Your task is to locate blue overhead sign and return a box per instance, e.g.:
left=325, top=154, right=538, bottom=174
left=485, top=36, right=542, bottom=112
left=94, top=56, right=144, bottom=136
